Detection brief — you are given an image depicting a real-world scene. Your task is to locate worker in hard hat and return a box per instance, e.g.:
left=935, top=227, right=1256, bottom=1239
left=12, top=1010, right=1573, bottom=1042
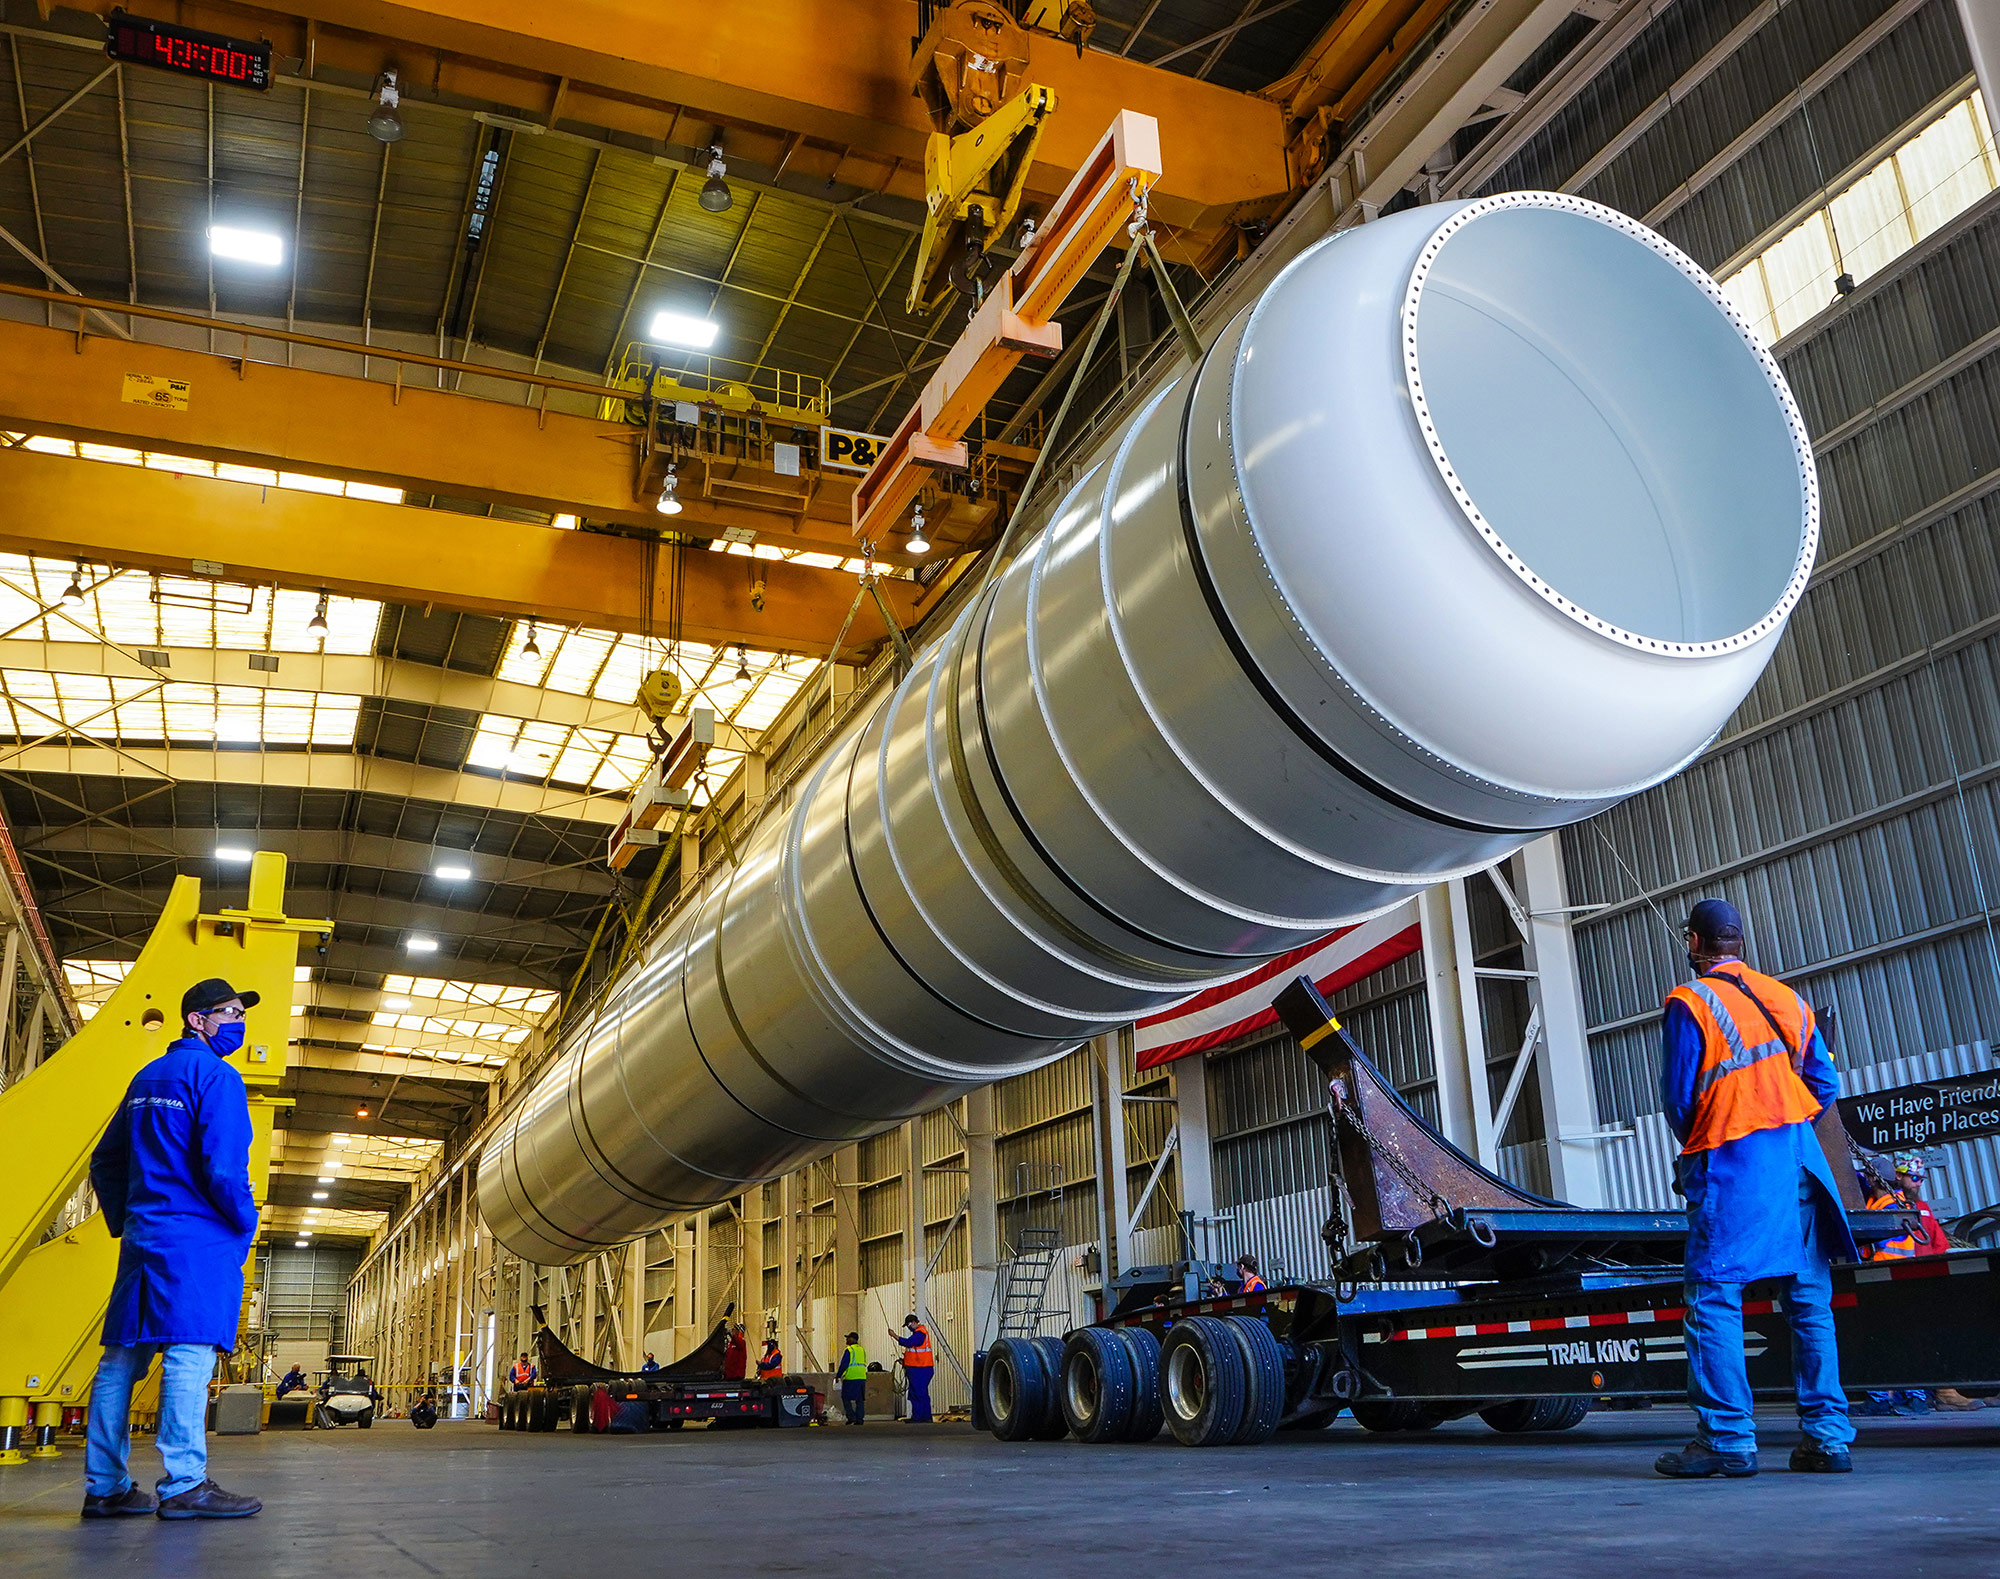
left=1653, top=900, right=1856, bottom=1479
left=756, top=1338, right=784, bottom=1379
left=1234, top=1255, right=1267, bottom=1294
left=82, top=978, right=266, bottom=1521
left=838, top=1333, right=867, bottom=1425
left=893, top=1315, right=935, bottom=1423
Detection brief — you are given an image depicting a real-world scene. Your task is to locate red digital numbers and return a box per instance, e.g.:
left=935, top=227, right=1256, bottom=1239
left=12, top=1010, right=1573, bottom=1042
left=109, top=13, right=268, bottom=89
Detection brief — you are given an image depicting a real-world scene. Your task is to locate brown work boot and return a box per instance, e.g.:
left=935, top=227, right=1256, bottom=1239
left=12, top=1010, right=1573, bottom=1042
left=156, top=1479, right=262, bottom=1520
left=1933, top=1388, right=1984, bottom=1411
left=81, top=1483, right=157, bottom=1518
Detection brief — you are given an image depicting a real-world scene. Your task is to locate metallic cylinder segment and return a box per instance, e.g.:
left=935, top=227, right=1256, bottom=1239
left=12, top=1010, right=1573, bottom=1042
left=480, top=193, right=1817, bottom=1264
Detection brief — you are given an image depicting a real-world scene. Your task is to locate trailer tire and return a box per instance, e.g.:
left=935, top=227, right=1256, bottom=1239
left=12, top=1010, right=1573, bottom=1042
left=1116, top=1327, right=1163, bottom=1443
left=1280, top=1405, right=1343, bottom=1430
left=984, top=1338, right=1050, bottom=1442
left=1222, top=1317, right=1285, bottom=1445
left=536, top=1389, right=559, bottom=1432
left=1159, top=1317, right=1248, bottom=1448
left=1480, top=1396, right=1590, bottom=1434
left=1538, top=1397, right=1590, bottom=1432
left=1030, top=1336, right=1070, bottom=1439
left=569, top=1387, right=591, bottom=1433
left=1351, top=1400, right=1430, bottom=1433
left=1061, top=1329, right=1136, bottom=1443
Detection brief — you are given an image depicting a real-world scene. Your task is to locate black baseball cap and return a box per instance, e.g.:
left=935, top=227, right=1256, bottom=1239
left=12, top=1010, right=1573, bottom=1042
left=181, top=977, right=262, bottom=1020
left=1683, top=899, right=1745, bottom=946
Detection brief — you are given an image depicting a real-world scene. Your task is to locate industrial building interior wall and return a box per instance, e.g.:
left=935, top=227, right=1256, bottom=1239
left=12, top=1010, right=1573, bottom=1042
left=1535, top=1, right=2000, bottom=1226
left=257, top=1242, right=361, bottom=1376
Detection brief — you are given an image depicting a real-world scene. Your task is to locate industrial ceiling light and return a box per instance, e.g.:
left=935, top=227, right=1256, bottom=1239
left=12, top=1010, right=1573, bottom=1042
left=405, top=935, right=439, bottom=954
left=62, top=561, right=86, bottom=603
left=208, top=225, right=284, bottom=266
left=648, top=310, right=719, bottom=349
left=521, top=618, right=541, bottom=658
left=311, top=1190, right=329, bottom=1200
left=905, top=506, right=930, bottom=557
left=294, top=1238, right=309, bottom=1247
left=355, top=1104, right=371, bottom=1119
left=698, top=145, right=733, bottom=213
left=656, top=468, right=684, bottom=516
left=214, top=845, right=253, bottom=862
left=316, top=1176, right=333, bottom=1184
left=307, top=591, right=329, bottom=634
left=434, top=862, right=472, bottom=880
left=735, top=646, right=751, bottom=684
left=381, top=997, right=411, bottom=1011
left=367, top=70, right=406, bottom=144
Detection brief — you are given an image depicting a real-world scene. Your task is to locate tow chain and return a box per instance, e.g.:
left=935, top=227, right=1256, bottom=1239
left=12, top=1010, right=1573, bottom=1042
left=1328, top=1075, right=1454, bottom=1225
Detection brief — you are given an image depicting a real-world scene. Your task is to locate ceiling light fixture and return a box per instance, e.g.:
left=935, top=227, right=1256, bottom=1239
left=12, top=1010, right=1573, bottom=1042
left=355, top=1104, right=371, bottom=1119
left=367, top=70, right=406, bottom=143
left=648, top=310, right=719, bottom=349
left=405, top=936, right=439, bottom=954
left=699, top=145, right=733, bottom=213
left=381, top=997, right=411, bottom=1011
left=208, top=225, right=284, bottom=266
left=214, top=845, right=254, bottom=862
left=307, top=591, right=329, bottom=634
left=656, top=467, right=684, bottom=516
left=905, top=506, right=930, bottom=557
left=434, top=863, right=472, bottom=881
left=294, top=1238, right=309, bottom=1247
left=311, top=1191, right=329, bottom=1200
left=735, top=646, right=751, bottom=684
left=316, top=1176, right=333, bottom=1184
left=62, top=561, right=86, bottom=603
left=521, top=619, right=541, bottom=658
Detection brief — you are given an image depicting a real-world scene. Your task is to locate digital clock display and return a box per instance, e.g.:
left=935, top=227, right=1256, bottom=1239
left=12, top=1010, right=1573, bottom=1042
left=106, top=10, right=272, bottom=91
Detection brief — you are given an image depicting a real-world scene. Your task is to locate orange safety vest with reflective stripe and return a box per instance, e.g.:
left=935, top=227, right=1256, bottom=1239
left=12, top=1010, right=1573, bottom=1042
left=1239, top=1274, right=1267, bottom=1294
left=757, top=1348, right=783, bottom=1376
left=902, top=1325, right=933, bottom=1369
left=1665, top=965, right=1822, bottom=1155
left=510, top=1360, right=534, bottom=1386
left=1863, top=1190, right=1919, bottom=1261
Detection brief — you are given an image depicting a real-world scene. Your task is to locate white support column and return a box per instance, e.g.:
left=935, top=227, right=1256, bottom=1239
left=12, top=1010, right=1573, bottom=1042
left=623, top=1238, right=645, bottom=1370
left=1518, top=834, right=1609, bottom=1206
left=964, top=1086, right=1001, bottom=1352
left=1105, top=1031, right=1135, bottom=1275
left=832, top=1145, right=860, bottom=1346
left=1421, top=879, right=1498, bottom=1165
left=1087, top=1036, right=1119, bottom=1293
left=1958, top=0, right=1999, bottom=128
left=903, top=1119, right=926, bottom=1332
left=1168, top=1055, right=1216, bottom=1222
left=779, top=1172, right=803, bottom=1370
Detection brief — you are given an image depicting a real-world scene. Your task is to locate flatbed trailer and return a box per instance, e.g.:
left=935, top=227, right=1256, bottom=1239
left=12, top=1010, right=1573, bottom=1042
left=974, top=977, right=2000, bottom=1447
left=498, top=1308, right=816, bottom=1435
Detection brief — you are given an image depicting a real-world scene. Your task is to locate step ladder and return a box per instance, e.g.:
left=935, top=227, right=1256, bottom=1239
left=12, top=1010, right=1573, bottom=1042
left=998, top=1164, right=1065, bottom=1338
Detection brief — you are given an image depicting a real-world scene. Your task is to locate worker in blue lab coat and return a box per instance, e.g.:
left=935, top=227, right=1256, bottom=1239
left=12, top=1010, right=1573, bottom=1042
left=894, top=1316, right=935, bottom=1423
left=1653, top=901, right=1858, bottom=1481
left=640, top=1352, right=660, bottom=1374
left=81, top=978, right=265, bottom=1521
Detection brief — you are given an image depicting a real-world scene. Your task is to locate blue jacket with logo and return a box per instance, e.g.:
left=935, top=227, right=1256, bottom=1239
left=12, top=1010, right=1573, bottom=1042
left=89, top=1036, right=259, bottom=1348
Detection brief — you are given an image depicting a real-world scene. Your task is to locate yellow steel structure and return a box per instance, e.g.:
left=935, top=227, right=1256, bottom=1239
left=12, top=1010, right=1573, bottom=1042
left=601, top=344, right=832, bottom=432
left=0, top=298, right=876, bottom=563
left=909, top=82, right=1057, bottom=314
left=78, top=0, right=1288, bottom=245
left=0, top=854, right=327, bottom=1465
left=0, top=447, right=923, bottom=657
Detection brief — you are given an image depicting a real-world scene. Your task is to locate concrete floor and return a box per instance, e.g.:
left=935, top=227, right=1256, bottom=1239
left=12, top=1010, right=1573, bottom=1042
left=4, top=1408, right=1997, bottom=1577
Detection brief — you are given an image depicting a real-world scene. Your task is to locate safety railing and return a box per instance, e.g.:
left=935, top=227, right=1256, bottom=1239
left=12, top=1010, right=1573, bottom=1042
left=606, top=342, right=831, bottom=427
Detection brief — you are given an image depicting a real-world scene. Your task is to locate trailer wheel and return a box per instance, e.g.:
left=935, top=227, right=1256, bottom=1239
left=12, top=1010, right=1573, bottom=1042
left=1280, top=1405, right=1343, bottom=1430
left=1351, top=1400, right=1431, bottom=1433
left=569, top=1387, right=591, bottom=1433
left=1061, top=1329, right=1136, bottom=1443
left=1029, top=1336, right=1070, bottom=1439
left=984, top=1338, right=1051, bottom=1441
left=1159, top=1317, right=1249, bottom=1448
left=535, top=1389, right=558, bottom=1432
left=1222, top=1317, right=1285, bottom=1445
left=1116, top=1327, right=1163, bottom=1443
left=1479, top=1396, right=1589, bottom=1434
left=1537, top=1397, right=1590, bottom=1432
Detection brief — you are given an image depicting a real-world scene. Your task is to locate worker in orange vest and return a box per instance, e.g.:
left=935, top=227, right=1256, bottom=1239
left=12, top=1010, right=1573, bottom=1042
left=1652, top=899, right=1857, bottom=1481
left=893, top=1315, right=935, bottom=1423
left=756, top=1338, right=784, bottom=1379
left=1234, top=1255, right=1267, bottom=1294
left=508, top=1354, right=536, bottom=1391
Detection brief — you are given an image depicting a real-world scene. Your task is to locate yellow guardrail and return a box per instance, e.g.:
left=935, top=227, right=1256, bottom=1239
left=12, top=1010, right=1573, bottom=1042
left=603, top=343, right=831, bottom=429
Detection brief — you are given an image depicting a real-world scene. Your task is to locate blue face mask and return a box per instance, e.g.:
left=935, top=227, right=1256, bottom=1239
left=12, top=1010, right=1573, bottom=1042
left=201, top=1020, right=247, bottom=1056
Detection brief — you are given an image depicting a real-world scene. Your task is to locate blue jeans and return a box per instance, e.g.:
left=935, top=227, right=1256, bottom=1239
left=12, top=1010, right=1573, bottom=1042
left=840, top=1378, right=865, bottom=1424
left=1683, top=1191, right=1853, bottom=1456
left=86, top=1343, right=214, bottom=1499
left=906, top=1366, right=933, bottom=1422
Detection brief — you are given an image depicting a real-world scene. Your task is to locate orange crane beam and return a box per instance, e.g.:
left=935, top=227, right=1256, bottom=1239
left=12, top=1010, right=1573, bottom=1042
left=80, top=0, right=1290, bottom=242
left=0, top=446, right=919, bottom=657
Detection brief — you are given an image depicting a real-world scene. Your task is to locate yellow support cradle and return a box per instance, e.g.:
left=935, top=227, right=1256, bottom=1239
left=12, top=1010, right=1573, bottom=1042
left=0, top=852, right=327, bottom=1465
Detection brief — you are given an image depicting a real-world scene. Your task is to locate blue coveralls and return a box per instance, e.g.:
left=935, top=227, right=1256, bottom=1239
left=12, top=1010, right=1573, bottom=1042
left=85, top=1035, right=258, bottom=1498
left=1662, top=1000, right=1857, bottom=1457
left=894, top=1328, right=934, bottom=1421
